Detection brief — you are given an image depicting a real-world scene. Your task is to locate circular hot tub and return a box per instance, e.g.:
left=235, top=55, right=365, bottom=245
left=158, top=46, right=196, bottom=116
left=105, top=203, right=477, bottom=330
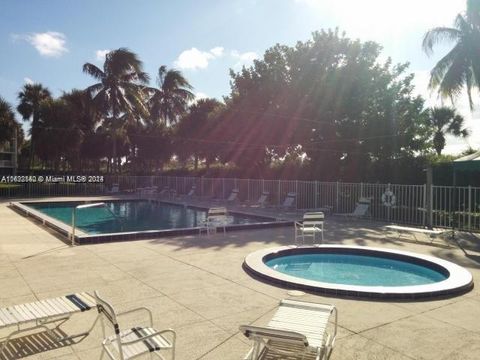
left=244, top=245, right=473, bottom=299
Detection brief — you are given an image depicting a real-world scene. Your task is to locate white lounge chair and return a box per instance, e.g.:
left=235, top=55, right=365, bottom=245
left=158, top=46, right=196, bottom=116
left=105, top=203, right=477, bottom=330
left=256, top=191, right=269, bottom=207
left=199, top=207, right=230, bottom=235
left=385, top=225, right=452, bottom=246
left=280, top=192, right=296, bottom=209
left=158, top=186, right=172, bottom=198
left=106, top=184, right=120, bottom=194
left=186, top=185, right=196, bottom=197
left=0, top=292, right=99, bottom=355
left=226, top=188, right=240, bottom=203
left=295, top=212, right=325, bottom=244
left=335, top=197, right=371, bottom=218
left=94, top=291, right=176, bottom=360
left=240, top=299, right=337, bottom=360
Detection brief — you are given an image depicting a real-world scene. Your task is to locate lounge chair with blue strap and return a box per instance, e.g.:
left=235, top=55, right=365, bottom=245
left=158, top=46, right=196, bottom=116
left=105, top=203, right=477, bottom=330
left=0, top=292, right=98, bottom=355
left=240, top=299, right=337, bottom=360
left=95, top=291, right=176, bottom=360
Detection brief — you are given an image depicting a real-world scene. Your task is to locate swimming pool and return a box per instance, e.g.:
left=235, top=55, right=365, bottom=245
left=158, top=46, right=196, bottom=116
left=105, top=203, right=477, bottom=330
left=245, top=245, right=473, bottom=299
left=11, top=199, right=287, bottom=244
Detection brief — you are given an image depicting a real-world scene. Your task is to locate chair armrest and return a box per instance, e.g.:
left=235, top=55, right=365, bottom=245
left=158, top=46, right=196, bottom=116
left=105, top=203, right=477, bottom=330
left=117, top=307, right=153, bottom=327
left=121, top=328, right=176, bottom=346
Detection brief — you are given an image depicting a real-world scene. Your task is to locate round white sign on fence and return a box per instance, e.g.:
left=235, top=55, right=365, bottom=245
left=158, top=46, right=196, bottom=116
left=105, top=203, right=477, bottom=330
left=381, top=188, right=396, bottom=207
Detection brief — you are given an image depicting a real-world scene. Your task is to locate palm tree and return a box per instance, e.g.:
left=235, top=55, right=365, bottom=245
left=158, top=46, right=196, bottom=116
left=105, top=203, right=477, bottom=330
left=427, top=107, right=469, bottom=155
left=83, top=48, right=149, bottom=172
left=17, top=83, right=52, bottom=170
left=422, top=0, right=480, bottom=108
left=148, top=65, right=194, bottom=125
left=175, top=98, right=222, bottom=170
left=0, top=97, right=19, bottom=145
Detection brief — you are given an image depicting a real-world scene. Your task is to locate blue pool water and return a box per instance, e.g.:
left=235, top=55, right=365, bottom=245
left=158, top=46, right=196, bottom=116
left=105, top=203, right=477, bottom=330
left=27, top=200, right=265, bottom=235
left=265, top=253, right=448, bottom=286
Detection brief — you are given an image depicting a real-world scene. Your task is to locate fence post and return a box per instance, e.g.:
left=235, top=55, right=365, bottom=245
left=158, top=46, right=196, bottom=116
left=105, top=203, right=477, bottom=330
left=468, top=185, right=472, bottom=231
left=295, top=180, right=298, bottom=209
left=222, top=178, right=225, bottom=199
left=278, top=180, right=281, bottom=206
left=422, top=184, right=426, bottom=226
left=335, top=181, right=339, bottom=212
left=427, top=167, right=433, bottom=229
left=315, top=181, right=318, bottom=209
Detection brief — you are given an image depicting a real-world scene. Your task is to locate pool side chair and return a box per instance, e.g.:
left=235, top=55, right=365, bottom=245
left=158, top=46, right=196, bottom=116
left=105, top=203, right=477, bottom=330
left=186, top=185, right=196, bottom=197
left=335, top=197, right=371, bottom=218
left=106, top=184, right=120, bottom=194
left=94, top=291, right=176, bottom=360
left=0, top=292, right=99, bottom=356
left=295, top=211, right=325, bottom=245
left=280, top=192, right=296, bottom=210
left=200, top=207, right=229, bottom=235
left=256, top=191, right=269, bottom=207
left=159, top=186, right=170, bottom=196
left=240, top=299, right=337, bottom=360
left=226, top=188, right=240, bottom=203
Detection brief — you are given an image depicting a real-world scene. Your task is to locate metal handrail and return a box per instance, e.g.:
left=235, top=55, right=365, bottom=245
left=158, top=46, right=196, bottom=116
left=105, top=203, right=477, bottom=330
left=71, top=202, right=107, bottom=245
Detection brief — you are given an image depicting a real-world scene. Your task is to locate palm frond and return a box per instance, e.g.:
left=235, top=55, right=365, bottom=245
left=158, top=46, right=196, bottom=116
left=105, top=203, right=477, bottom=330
left=422, top=27, right=461, bottom=56
left=82, top=63, right=105, bottom=80
left=437, top=50, right=470, bottom=99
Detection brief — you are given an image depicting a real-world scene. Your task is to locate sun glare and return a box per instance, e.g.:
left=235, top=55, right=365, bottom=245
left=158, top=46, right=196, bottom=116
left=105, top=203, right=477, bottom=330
left=298, top=0, right=464, bottom=40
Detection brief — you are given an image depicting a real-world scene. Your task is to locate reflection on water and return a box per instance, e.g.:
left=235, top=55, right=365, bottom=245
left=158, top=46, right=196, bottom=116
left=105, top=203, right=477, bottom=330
left=28, top=200, right=261, bottom=234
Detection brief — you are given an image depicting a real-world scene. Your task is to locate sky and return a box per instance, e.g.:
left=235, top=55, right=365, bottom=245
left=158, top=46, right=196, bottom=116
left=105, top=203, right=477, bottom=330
left=0, top=0, right=477, bottom=154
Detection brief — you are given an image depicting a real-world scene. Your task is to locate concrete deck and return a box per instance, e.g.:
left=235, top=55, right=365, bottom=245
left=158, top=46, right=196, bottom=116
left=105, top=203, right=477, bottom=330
left=0, top=199, right=479, bottom=359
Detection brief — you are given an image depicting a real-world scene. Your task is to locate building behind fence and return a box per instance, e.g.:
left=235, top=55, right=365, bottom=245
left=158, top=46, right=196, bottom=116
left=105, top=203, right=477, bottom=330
left=1, top=175, right=479, bottom=232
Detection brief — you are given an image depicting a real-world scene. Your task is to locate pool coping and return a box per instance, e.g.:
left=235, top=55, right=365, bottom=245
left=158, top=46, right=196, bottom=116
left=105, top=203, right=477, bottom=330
left=9, top=199, right=292, bottom=245
left=244, top=245, right=474, bottom=300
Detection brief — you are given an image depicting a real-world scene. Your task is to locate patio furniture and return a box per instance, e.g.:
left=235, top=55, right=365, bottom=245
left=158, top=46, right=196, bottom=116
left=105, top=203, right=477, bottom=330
left=226, top=188, right=240, bottom=203
left=186, top=185, right=196, bottom=197
left=240, top=299, right=337, bottom=360
left=106, top=184, right=120, bottom=194
left=295, top=212, right=325, bottom=244
left=280, top=192, right=296, bottom=210
left=0, top=292, right=98, bottom=355
left=95, top=291, right=176, bottom=360
left=199, top=207, right=230, bottom=235
left=385, top=225, right=452, bottom=246
left=335, top=197, right=371, bottom=218
left=256, top=191, right=269, bottom=207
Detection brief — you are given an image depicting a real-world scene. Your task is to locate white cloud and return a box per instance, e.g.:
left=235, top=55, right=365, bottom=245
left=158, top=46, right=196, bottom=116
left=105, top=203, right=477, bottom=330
left=23, top=77, right=34, bottom=85
left=174, top=46, right=224, bottom=70
left=13, top=31, right=68, bottom=57
left=195, top=92, right=208, bottom=100
left=231, top=50, right=259, bottom=69
left=210, top=47, right=224, bottom=57
left=293, top=0, right=463, bottom=41
left=188, top=92, right=209, bottom=106
left=95, top=49, right=110, bottom=62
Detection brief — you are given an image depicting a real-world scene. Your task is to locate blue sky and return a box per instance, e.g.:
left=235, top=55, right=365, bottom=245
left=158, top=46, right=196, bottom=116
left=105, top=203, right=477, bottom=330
left=0, top=0, right=477, bottom=153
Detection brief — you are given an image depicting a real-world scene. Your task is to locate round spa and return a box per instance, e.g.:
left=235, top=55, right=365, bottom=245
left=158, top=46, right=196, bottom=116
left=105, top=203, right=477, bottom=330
left=244, top=245, right=473, bottom=299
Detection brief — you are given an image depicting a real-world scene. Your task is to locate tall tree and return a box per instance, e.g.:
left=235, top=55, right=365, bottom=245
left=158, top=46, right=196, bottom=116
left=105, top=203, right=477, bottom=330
left=148, top=65, right=194, bottom=125
left=422, top=0, right=480, bottom=108
left=0, top=96, right=20, bottom=145
left=17, top=83, right=52, bottom=170
left=427, top=107, right=469, bottom=155
left=223, top=30, right=430, bottom=180
left=83, top=48, right=149, bottom=172
left=175, top=98, right=223, bottom=170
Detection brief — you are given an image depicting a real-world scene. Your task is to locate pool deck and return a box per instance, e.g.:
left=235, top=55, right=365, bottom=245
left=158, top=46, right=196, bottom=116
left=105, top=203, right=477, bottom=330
left=1, top=196, right=480, bottom=359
